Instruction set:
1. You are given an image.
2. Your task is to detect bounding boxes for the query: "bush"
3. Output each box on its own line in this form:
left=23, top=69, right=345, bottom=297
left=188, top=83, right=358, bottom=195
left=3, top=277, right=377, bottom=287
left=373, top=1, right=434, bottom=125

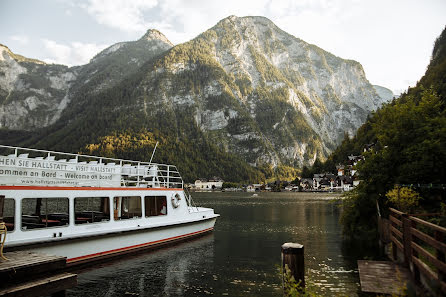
left=386, top=186, right=422, bottom=213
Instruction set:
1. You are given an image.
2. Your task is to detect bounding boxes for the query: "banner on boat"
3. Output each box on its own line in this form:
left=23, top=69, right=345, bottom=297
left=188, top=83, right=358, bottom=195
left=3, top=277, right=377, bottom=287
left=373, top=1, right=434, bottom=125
left=0, top=156, right=122, bottom=187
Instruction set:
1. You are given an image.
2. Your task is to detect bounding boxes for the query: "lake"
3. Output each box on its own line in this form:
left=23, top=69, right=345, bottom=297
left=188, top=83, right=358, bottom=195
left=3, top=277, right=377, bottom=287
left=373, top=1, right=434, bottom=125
left=68, top=192, right=362, bottom=296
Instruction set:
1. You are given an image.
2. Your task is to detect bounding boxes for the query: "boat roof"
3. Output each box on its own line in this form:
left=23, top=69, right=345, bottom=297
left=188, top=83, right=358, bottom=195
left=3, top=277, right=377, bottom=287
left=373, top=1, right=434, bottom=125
left=0, top=144, right=184, bottom=189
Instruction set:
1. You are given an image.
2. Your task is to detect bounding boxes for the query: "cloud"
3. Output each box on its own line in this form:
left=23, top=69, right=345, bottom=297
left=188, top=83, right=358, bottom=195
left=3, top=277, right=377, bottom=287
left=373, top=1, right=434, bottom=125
left=79, top=0, right=359, bottom=45
left=81, top=0, right=271, bottom=43
left=155, top=0, right=270, bottom=43
left=42, top=39, right=108, bottom=66
left=10, top=35, right=29, bottom=45
left=83, top=0, right=158, bottom=33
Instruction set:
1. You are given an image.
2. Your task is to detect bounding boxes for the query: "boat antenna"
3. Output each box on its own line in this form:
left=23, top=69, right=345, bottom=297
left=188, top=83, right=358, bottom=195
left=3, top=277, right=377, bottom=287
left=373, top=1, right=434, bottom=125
left=149, top=141, right=159, bottom=164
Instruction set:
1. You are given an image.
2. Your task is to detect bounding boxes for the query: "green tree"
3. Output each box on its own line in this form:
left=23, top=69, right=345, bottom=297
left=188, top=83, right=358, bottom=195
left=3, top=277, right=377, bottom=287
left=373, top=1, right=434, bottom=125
left=337, top=26, right=446, bottom=240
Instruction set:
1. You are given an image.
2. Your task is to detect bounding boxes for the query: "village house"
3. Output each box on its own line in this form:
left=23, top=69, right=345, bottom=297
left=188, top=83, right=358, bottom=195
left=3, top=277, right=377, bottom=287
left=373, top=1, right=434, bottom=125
left=363, top=143, right=375, bottom=152
left=312, top=173, right=325, bottom=189
left=348, top=154, right=363, bottom=165
left=312, top=173, right=336, bottom=190
left=334, top=175, right=353, bottom=191
left=336, top=164, right=345, bottom=176
left=194, top=177, right=224, bottom=190
left=284, top=185, right=294, bottom=191
left=300, top=178, right=313, bottom=190
left=246, top=184, right=262, bottom=192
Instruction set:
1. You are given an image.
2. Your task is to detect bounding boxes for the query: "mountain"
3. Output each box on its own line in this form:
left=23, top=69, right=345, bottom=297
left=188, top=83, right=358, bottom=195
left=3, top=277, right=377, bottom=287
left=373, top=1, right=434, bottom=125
left=373, top=85, right=393, bottom=102
left=0, top=16, right=392, bottom=181
left=0, top=44, right=74, bottom=129
left=0, top=29, right=173, bottom=130
left=71, top=29, right=173, bottom=97
left=119, top=15, right=389, bottom=167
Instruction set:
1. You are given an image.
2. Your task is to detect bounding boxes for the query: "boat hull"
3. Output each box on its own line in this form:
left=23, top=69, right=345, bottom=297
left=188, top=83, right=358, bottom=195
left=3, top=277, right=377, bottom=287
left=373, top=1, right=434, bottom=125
left=7, top=217, right=217, bottom=266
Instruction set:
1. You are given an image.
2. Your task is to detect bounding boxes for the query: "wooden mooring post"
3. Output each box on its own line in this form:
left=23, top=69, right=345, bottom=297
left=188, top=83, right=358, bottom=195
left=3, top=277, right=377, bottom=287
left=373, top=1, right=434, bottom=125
left=281, top=242, right=305, bottom=294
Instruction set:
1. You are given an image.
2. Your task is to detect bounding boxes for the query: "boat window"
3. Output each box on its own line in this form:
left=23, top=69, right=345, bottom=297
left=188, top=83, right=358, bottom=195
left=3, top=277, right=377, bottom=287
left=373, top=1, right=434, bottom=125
left=113, top=196, right=142, bottom=220
left=144, top=196, right=167, bottom=217
left=21, top=198, right=69, bottom=230
left=1, top=197, right=15, bottom=232
left=74, top=197, right=110, bottom=224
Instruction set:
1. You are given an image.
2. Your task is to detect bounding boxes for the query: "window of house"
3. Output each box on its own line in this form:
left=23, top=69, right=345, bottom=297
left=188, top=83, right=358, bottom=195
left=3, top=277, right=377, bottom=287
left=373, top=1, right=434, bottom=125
left=21, top=198, right=69, bottom=230
left=74, top=197, right=110, bottom=224
left=144, top=196, right=167, bottom=217
left=1, top=197, right=15, bottom=232
left=113, top=196, right=142, bottom=220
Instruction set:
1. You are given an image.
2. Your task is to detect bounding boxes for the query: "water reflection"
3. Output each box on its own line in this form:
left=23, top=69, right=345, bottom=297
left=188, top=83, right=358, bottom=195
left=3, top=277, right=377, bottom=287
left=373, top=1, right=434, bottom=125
left=69, top=234, right=214, bottom=297
left=68, top=192, right=362, bottom=297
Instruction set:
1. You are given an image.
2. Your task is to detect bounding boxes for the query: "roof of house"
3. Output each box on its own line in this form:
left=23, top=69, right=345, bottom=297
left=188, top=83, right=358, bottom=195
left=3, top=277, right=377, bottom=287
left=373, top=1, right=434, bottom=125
left=300, top=178, right=312, bottom=183
left=337, top=175, right=353, bottom=184
left=320, top=178, right=331, bottom=185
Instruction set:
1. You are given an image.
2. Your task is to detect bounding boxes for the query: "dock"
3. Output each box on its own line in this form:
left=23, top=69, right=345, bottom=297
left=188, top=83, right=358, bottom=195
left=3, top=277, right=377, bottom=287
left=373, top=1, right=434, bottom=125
left=358, top=260, right=412, bottom=295
left=359, top=207, right=446, bottom=296
left=0, top=251, right=77, bottom=297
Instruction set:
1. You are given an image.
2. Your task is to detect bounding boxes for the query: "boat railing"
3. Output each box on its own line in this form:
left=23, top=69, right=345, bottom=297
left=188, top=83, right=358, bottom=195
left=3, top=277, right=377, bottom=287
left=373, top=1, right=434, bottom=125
left=184, top=186, right=199, bottom=213
left=0, top=144, right=184, bottom=189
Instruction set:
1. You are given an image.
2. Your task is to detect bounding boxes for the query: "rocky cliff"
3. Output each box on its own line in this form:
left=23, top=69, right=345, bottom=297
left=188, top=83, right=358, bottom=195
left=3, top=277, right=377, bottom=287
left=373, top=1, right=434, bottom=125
left=0, top=29, right=173, bottom=130
left=373, top=85, right=394, bottom=102
left=0, top=44, right=75, bottom=129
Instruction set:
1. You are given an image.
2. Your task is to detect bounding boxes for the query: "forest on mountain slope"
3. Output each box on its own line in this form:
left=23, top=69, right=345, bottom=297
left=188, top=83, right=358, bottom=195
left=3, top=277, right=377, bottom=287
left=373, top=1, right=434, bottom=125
left=308, top=27, right=446, bottom=241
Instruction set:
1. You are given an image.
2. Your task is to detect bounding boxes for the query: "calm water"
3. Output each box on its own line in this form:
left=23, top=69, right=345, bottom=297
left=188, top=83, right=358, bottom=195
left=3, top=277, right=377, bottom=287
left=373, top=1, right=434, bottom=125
left=68, top=192, right=362, bottom=296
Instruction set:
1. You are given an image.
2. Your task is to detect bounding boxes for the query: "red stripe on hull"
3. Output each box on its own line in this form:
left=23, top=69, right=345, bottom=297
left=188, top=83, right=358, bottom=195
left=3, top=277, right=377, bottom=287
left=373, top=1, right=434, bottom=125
left=67, top=227, right=214, bottom=264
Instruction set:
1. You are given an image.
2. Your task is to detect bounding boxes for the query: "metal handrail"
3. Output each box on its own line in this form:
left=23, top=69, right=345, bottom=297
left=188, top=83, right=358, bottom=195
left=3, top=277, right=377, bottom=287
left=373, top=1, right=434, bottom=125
left=0, top=144, right=174, bottom=167
left=184, top=186, right=199, bottom=213
left=0, top=144, right=185, bottom=189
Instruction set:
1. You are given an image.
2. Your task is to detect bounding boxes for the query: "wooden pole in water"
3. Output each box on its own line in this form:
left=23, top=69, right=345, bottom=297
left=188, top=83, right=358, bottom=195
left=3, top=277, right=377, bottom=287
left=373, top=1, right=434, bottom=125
left=282, top=242, right=305, bottom=293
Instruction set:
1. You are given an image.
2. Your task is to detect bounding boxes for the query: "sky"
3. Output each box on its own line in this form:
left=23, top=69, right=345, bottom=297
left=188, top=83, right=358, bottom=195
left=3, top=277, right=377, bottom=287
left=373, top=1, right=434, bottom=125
left=0, top=0, right=445, bottom=95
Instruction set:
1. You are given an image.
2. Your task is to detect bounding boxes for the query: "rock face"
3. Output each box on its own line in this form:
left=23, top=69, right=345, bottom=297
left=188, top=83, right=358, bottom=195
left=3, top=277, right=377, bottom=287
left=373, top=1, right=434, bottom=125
left=0, top=29, right=173, bottom=130
left=0, top=16, right=391, bottom=168
left=373, top=85, right=394, bottom=102
left=75, top=29, right=173, bottom=96
left=0, top=44, right=75, bottom=129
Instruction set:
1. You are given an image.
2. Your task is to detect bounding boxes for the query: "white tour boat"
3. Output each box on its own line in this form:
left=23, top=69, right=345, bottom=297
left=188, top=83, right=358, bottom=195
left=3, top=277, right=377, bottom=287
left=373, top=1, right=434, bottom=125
left=0, top=144, right=219, bottom=266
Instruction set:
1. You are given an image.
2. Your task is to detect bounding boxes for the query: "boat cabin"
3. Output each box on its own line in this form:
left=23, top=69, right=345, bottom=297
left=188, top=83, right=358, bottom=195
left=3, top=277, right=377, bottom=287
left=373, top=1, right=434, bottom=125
left=0, top=145, right=216, bottom=256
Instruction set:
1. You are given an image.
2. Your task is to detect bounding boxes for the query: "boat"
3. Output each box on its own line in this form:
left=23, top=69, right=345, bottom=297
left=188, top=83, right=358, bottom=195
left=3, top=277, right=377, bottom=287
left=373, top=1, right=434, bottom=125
left=0, top=144, right=219, bottom=266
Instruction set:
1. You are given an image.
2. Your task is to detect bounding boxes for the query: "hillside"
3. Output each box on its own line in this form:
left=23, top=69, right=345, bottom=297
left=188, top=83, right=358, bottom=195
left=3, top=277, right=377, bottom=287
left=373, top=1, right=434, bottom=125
left=321, top=26, right=446, bottom=239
